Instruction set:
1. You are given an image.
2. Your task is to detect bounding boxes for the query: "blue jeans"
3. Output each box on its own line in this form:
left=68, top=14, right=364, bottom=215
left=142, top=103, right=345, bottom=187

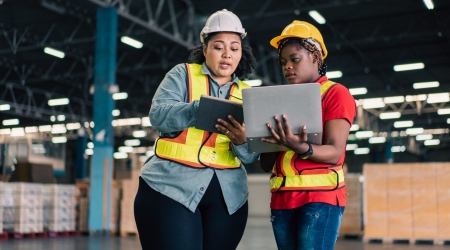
left=270, top=203, right=345, bottom=250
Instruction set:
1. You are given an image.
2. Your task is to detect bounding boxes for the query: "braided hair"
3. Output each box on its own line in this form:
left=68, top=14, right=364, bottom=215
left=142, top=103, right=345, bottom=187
left=276, top=38, right=327, bottom=76
left=188, top=33, right=256, bottom=79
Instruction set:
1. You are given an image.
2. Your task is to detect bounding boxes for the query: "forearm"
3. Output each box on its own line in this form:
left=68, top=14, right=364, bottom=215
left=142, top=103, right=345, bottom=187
left=232, top=143, right=260, bottom=164
left=307, top=144, right=343, bottom=164
left=149, top=101, right=199, bottom=132
left=260, top=152, right=278, bottom=172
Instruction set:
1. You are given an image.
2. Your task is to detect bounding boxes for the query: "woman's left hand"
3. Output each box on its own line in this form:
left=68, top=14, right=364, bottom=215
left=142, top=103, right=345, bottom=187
left=216, top=115, right=247, bottom=145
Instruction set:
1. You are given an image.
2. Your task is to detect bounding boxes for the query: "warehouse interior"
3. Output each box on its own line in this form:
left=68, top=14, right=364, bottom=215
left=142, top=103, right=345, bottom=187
left=0, top=0, right=450, bottom=249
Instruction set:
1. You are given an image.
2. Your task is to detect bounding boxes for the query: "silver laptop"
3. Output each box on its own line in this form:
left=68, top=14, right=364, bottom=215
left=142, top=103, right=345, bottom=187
left=242, top=83, right=323, bottom=153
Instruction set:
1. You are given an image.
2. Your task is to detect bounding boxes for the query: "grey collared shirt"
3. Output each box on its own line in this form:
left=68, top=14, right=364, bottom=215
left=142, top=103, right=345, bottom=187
left=140, top=62, right=260, bottom=214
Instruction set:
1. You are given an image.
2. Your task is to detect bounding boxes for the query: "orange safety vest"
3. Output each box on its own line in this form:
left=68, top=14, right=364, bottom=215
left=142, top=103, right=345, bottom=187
left=155, top=63, right=251, bottom=169
left=269, top=80, right=346, bottom=192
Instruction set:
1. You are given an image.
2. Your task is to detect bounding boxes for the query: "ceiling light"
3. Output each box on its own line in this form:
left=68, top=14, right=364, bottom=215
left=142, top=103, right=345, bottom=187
left=88, top=142, right=94, bottom=149
left=112, top=109, right=120, bottom=116
left=394, top=120, right=413, bottom=128
left=423, top=0, right=434, bottom=10
left=133, top=130, right=147, bottom=138
left=326, top=71, right=342, bottom=79
left=52, top=136, right=67, bottom=144
left=50, top=116, right=56, bottom=122
left=0, top=129, right=11, bottom=135
left=39, top=125, right=52, bottom=132
left=393, top=62, right=424, bottom=72
left=447, top=118, right=450, bottom=124
left=113, top=152, right=128, bottom=159
left=391, top=146, right=406, bottom=153
left=384, top=96, right=404, bottom=104
left=308, top=10, right=326, bottom=24
left=346, top=144, right=358, bottom=151
left=349, top=88, right=367, bottom=96
left=11, top=128, right=25, bottom=137
left=25, top=126, right=38, bottom=133
left=243, top=79, right=262, bottom=86
left=354, top=148, right=370, bottom=155
left=119, top=146, right=134, bottom=153
left=48, top=98, right=69, bottom=106
left=369, top=137, right=386, bottom=144
left=406, top=94, right=427, bottom=102
left=416, top=134, right=433, bottom=141
left=438, top=108, right=450, bottom=115
left=90, top=121, right=94, bottom=128
left=424, top=139, right=440, bottom=146
left=51, top=125, right=67, bottom=134
left=406, top=127, right=424, bottom=135
left=124, top=139, right=140, bottom=146
left=112, top=92, right=128, bottom=100
left=44, top=47, right=65, bottom=59
left=379, top=112, right=401, bottom=120
left=362, top=98, right=385, bottom=109
left=57, top=115, right=65, bottom=121
left=355, top=131, right=373, bottom=138
left=85, top=149, right=93, bottom=155
left=66, top=123, right=81, bottom=130
left=350, top=124, right=359, bottom=131
left=120, top=36, right=143, bottom=49
left=413, top=81, right=439, bottom=89
left=0, top=104, right=10, bottom=111
left=2, top=118, right=19, bottom=126
left=142, top=117, right=152, bottom=127
left=427, top=93, right=449, bottom=104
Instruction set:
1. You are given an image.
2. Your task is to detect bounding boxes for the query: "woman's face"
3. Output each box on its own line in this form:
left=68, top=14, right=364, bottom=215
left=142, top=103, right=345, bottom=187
left=203, top=32, right=242, bottom=83
left=279, top=43, right=320, bottom=84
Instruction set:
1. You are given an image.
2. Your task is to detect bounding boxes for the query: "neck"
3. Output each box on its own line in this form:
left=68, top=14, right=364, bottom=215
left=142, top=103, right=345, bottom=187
left=212, top=75, right=232, bottom=87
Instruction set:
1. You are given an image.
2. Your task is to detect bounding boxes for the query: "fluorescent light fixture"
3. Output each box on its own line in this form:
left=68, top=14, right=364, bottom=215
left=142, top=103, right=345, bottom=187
left=348, top=134, right=356, bottom=140
left=120, top=36, right=143, bottom=49
left=84, top=122, right=89, bottom=128
left=124, top=139, right=140, bottom=146
left=350, top=124, right=360, bottom=131
left=25, top=126, right=38, bottom=133
left=384, top=96, right=404, bottom=104
left=0, top=104, right=10, bottom=111
left=87, top=142, right=94, bottom=149
left=346, top=144, right=358, bottom=151
left=355, top=131, right=373, bottom=138
left=406, top=127, right=424, bottom=135
left=39, top=125, right=52, bottom=132
left=326, top=71, right=342, bottom=79
left=2, top=118, right=19, bottom=126
left=413, top=81, right=439, bottom=89
left=50, top=116, right=56, bottom=122
left=416, top=134, right=433, bottom=141
left=349, top=88, right=367, bottom=96
left=112, top=109, right=120, bottom=116
left=447, top=118, right=450, bottom=124
left=354, top=148, right=370, bottom=155
left=85, top=149, right=94, bottom=155
left=11, top=128, right=25, bottom=137
left=66, top=122, right=81, bottom=130
left=51, top=125, right=67, bottom=134
left=146, top=150, right=155, bottom=157
left=424, top=139, right=440, bottom=146
left=113, top=152, right=128, bottom=159
left=394, top=120, right=413, bottom=128
left=379, top=112, right=401, bottom=120
left=52, top=136, right=67, bottom=143
left=243, top=79, right=262, bottom=87
left=437, top=108, right=450, bottom=115
left=391, top=146, right=406, bottom=153
left=308, top=10, right=326, bottom=24
left=90, top=121, right=95, bottom=128
left=427, top=93, right=449, bottom=104
left=393, top=62, right=424, bottom=72
left=423, top=0, right=434, bottom=9
left=57, top=115, right=65, bottom=121
left=0, top=129, right=11, bottom=134
left=119, top=146, right=134, bottom=153
left=369, top=137, right=386, bottom=144
left=142, top=117, right=152, bottom=127
left=112, top=92, right=128, bottom=100
left=44, top=47, right=65, bottom=58
left=48, top=98, right=69, bottom=106
left=406, top=94, right=427, bottom=102
left=133, top=130, right=147, bottom=138
left=362, top=98, right=385, bottom=109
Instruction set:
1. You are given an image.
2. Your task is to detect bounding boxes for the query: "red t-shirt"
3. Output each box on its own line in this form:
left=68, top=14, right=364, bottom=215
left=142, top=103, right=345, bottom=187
left=270, top=76, right=357, bottom=209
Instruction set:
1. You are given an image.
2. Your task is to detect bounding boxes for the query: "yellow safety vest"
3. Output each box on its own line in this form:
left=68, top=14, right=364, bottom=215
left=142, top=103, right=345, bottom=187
left=269, top=80, right=346, bottom=192
left=155, top=63, right=251, bottom=169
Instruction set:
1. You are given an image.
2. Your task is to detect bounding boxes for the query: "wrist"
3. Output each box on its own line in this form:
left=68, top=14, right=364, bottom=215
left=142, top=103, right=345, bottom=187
left=298, top=141, right=313, bottom=159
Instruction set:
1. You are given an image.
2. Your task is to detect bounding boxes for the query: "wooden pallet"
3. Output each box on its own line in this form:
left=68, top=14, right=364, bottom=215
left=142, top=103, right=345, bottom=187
left=48, top=231, right=80, bottom=238
left=120, top=230, right=138, bottom=237
left=363, top=237, right=450, bottom=246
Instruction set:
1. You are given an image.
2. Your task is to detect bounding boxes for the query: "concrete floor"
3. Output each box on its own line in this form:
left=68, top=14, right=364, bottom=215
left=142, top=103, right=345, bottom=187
left=1, top=217, right=449, bottom=250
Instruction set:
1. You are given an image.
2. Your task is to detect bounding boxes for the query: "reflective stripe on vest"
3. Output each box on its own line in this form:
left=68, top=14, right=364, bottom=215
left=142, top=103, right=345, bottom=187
left=269, top=80, right=346, bottom=192
left=155, top=63, right=250, bottom=169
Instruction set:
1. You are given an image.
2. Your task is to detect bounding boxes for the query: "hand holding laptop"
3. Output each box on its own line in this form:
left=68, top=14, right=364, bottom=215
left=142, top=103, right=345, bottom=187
left=215, top=115, right=247, bottom=145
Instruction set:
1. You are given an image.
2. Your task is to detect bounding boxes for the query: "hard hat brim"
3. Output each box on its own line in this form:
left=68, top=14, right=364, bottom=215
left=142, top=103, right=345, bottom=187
left=270, top=35, right=328, bottom=59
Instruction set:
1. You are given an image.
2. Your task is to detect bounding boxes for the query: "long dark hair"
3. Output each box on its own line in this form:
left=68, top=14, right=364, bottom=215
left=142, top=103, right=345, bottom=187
left=188, top=33, right=256, bottom=79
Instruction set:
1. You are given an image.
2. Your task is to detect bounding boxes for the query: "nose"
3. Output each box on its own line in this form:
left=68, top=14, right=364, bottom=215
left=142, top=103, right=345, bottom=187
left=285, top=61, right=293, bottom=70
left=222, top=48, right=231, bottom=58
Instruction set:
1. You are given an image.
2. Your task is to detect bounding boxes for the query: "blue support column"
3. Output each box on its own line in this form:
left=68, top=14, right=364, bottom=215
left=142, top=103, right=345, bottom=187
left=75, top=128, right=88, bottom=179
left=385, top=140, right=393, bottom=163
left=88, top=7, right=117, bottom=233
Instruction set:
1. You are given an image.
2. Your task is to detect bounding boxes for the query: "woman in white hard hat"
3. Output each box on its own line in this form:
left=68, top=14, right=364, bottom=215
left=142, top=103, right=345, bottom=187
left=260, top=21, right=356, bottom=250
left=134, top=9, right=259, bottom=250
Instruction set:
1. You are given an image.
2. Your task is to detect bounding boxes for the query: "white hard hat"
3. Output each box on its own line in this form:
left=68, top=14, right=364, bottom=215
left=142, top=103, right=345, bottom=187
left=200, top=9, right=247, bottom=43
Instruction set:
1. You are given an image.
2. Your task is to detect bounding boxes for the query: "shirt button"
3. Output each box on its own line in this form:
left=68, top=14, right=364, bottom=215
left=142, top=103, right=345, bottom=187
left=200, top=187, right=204, bottom=191
left=219, top=90, right=222, bottom=94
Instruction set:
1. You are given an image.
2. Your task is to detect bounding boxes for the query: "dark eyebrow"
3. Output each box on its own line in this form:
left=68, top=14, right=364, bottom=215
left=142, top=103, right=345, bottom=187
left=213, top=40, right=241, bottom=45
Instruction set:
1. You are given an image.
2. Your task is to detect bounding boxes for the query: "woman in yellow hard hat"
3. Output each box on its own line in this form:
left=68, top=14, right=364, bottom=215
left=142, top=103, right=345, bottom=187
left=134, top=9, right=259, bottom=250
left=260, top=21, right=357, bottom=250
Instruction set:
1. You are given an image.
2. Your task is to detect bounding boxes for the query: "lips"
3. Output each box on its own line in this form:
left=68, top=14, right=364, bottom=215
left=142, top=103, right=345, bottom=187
left=285, top=73, right=296, bottom=79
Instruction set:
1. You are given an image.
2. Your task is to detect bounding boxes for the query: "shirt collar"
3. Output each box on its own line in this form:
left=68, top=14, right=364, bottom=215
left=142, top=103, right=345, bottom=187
left=201, top=62, right=240, bottom=87
left=317, top=75, right=329, bottom=85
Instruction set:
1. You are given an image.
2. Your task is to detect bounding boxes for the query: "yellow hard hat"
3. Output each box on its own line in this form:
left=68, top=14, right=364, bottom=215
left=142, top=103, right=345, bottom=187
left=270, top=20, right=328, bottom=59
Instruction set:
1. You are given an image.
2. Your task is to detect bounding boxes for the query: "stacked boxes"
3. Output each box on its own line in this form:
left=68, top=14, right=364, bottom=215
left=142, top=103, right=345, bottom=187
left=42, top=184, right=78, bottom=232
left=1, top=183, right=15, bottom=232
left=119, top=169, right=139, bottom=236
left=339, top=173, right=363, bottom=236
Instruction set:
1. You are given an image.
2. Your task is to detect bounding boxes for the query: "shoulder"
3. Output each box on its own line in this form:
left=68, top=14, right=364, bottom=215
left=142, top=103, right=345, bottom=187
left=325, top=83, right=354, bottom=104
left=167, top=63, right=188, bottom=77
